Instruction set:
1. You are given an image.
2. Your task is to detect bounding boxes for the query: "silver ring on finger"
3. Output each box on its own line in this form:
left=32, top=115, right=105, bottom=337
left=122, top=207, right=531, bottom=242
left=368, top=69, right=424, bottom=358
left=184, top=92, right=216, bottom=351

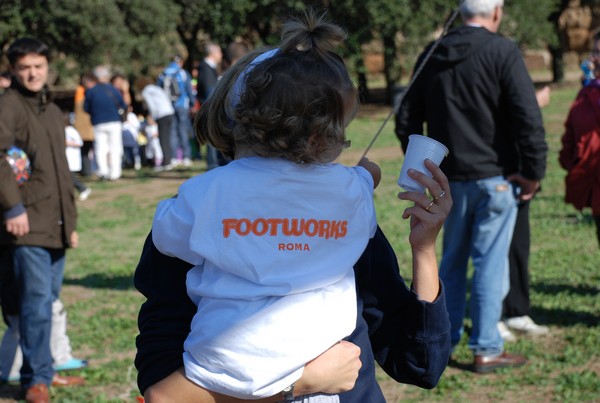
left=433, top=190, right=446, bottom=202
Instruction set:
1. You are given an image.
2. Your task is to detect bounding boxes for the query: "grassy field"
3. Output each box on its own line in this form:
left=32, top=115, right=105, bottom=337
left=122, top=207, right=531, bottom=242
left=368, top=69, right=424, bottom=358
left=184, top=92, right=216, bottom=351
left=0, top=82, right=598, bottom=402
left=372, top=84, right=600, bottom=402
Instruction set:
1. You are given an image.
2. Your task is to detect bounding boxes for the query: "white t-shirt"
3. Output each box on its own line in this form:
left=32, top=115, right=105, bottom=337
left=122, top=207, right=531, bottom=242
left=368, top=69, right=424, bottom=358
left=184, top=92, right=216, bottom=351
left=123, top=112, right=141, bottom=136
left=65, top=125, right=82, bottom=172
left=152, top=157, right=377, bottom=399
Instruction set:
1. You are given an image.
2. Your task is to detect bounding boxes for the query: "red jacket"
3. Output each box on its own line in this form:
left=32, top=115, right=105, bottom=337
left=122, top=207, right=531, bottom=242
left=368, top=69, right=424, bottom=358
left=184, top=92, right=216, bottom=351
left=559, top=84, right=600, bottom=215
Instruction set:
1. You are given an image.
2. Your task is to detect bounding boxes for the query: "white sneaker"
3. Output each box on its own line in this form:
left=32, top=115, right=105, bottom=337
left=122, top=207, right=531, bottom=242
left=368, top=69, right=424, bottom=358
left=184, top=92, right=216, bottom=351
left=183, top=158, right=192, bottom=167
left=155, top=164, right=174, bottom=172
left=497, top=321, right=517, bottom=342
left=78, top=188, right=92, bottom=201
left=505, top=316, right=549, bottom=336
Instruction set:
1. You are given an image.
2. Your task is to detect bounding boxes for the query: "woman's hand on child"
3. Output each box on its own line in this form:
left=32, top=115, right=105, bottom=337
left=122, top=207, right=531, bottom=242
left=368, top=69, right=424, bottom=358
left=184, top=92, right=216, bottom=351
left=296, top=340, right=361, bottom=395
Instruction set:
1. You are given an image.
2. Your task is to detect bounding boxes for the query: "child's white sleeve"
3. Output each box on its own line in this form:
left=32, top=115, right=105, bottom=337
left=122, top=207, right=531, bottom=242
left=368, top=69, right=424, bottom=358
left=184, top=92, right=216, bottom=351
left=353, top=166, right=378, bottom=238
left=152, top=193, right=203, bottom=265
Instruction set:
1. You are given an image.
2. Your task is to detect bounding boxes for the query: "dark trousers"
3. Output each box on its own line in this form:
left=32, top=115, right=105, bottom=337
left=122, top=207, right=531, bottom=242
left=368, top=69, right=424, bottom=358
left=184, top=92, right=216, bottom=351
left=157, top=114, right=174, bottom=166
left=0, top=246, right=18, bottom=323
left=80, top=141, right=94, bottom=176
left=71, top=172, right=87, bottom=193
left=503, top=200, right=530, bottom=318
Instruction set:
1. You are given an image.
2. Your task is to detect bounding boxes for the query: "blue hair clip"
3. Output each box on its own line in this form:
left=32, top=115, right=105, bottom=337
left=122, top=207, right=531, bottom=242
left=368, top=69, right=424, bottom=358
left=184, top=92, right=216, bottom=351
left=229, top=48, right=280, bottom=112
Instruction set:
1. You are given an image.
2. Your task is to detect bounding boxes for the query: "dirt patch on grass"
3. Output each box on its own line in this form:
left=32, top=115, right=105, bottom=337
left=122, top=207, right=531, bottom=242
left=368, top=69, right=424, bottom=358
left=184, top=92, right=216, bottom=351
left=76, top=144, right=403, bottom=212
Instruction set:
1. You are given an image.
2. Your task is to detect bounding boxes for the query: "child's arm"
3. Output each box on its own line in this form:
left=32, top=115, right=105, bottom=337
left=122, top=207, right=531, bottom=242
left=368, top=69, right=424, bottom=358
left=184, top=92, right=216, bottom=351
left=358, top=157, right=381, bottom=188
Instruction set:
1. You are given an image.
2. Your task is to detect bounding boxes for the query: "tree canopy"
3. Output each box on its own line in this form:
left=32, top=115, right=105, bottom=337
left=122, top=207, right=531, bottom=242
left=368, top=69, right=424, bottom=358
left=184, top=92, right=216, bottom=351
left=0, top=0, right=568, bottom=92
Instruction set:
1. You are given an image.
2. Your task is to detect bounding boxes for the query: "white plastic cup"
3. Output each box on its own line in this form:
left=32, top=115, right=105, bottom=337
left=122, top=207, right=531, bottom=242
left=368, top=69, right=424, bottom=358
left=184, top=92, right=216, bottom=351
left=398, top=134, right=449, bottom=192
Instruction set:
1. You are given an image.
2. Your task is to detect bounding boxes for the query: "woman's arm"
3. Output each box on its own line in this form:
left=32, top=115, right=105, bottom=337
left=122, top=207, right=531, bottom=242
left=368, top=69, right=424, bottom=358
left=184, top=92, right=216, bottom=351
left=399, top=159, right=451, bottom=302
left=144, top=341, right=361, bottom=403
left=356, top=159, right=452, bottom=389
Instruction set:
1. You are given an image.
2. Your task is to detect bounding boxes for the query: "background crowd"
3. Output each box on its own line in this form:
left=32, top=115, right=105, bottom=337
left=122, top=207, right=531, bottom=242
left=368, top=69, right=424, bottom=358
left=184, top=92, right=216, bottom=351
left=69, top=41, right=244, bottom=184
left=0, top=34, right=250, bottom=403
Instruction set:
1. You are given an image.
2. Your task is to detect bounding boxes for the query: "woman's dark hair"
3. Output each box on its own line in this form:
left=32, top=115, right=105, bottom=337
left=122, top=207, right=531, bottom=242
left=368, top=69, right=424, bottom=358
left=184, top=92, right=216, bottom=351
left=7, top=37, right=50, bottom=66
left=195, top=9, right=357, bottom=164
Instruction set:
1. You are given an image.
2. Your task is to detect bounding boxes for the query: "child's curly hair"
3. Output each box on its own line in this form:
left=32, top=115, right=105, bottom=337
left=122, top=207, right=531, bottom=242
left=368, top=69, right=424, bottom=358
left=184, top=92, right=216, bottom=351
left=195, top=10, right=357, bottom=164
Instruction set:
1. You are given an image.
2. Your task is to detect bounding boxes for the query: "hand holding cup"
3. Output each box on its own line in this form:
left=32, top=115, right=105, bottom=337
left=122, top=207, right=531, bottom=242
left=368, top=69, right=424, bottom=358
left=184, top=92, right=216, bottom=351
left=398, top=134, right=448, bottom=193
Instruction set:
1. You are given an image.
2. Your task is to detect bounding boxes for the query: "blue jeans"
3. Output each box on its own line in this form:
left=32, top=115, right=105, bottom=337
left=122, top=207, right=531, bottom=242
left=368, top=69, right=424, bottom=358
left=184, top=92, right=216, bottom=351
left=170, top=106, right=192, bottom=160
left=12, top=246, right=65, bottom=387
left=439, top=176, right=518, bottom=356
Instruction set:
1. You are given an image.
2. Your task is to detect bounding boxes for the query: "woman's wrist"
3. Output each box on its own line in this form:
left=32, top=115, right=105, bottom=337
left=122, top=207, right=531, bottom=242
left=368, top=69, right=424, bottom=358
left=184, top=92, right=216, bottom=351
left=292, top=378, right=312, bottom=396
left=411, top=245, right=440, bottom=302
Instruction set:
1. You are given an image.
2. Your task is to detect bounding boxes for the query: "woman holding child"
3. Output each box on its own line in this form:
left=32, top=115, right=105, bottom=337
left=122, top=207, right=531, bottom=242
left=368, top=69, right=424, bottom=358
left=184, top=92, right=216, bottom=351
left=135, top=10, right=452, bottom=402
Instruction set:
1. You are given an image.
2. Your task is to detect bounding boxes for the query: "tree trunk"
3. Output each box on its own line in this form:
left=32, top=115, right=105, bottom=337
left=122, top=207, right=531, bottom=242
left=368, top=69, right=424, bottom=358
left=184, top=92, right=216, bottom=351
left=355, top=57, right=369, bottom=103
left=549, top=46, right=565, bottom=83
left=383, top=35, right=398, bottom=105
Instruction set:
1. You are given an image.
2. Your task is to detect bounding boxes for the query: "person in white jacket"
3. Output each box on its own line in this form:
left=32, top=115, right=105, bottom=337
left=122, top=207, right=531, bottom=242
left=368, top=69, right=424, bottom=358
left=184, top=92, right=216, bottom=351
left=136, top=77, right=175, bottom=171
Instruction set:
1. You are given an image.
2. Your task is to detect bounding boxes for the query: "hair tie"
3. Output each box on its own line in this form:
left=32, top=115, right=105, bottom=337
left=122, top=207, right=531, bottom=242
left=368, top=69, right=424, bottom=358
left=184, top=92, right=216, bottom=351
left=228, top=48, right=279, bottom=117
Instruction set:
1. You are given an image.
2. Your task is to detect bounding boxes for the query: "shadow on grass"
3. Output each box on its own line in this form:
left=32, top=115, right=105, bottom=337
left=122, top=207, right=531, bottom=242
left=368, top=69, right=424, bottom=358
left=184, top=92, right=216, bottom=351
left=533, top=282, right=599, bottom=297
left=63, top=273, right=134, bottom=290
left=529, top=306, right=599, bottom=328
left=446, top=357, right=475, bottom=372
left=528, top=282, right=600, bottom=327
left=119, top=166, right=203, bottom=182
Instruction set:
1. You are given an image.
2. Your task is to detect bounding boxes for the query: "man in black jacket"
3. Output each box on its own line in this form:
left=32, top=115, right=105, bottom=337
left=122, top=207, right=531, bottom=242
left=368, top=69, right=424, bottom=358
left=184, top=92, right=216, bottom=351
left=396, top=0, right=547, bottom=373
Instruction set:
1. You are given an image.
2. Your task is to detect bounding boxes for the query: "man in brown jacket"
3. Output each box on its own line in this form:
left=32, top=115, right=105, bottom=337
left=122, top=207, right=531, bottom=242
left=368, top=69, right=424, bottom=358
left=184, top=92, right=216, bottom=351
left=0, top=37, right=84, bottom=403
